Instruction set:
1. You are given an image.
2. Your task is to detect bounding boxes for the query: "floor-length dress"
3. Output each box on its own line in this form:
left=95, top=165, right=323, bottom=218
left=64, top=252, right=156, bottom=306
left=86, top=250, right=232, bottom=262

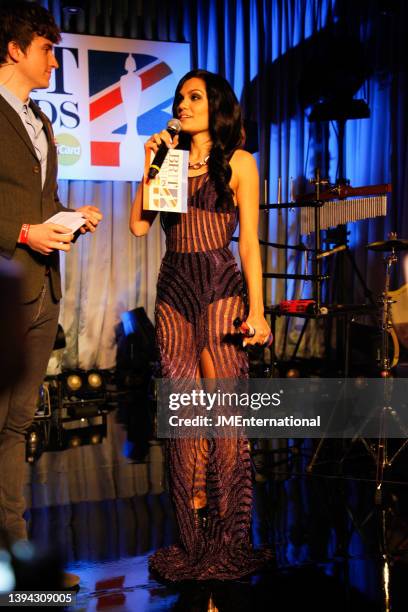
left=149, top=172, right=270, bottom=581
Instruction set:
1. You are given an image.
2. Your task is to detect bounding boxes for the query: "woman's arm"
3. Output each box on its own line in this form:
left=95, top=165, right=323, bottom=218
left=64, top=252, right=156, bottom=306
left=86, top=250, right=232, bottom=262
left=231, top=150, right=272, bottom=346
left=129, top=130, right=179, bottom=237
left=129, top=180, right=157, bottom=237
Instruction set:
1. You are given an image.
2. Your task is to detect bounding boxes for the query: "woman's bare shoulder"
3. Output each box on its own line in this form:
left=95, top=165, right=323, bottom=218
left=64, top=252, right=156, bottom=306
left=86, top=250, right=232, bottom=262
left=230, top=148, right=256, bottom=163
left=229, top=149, right=258, bottom=171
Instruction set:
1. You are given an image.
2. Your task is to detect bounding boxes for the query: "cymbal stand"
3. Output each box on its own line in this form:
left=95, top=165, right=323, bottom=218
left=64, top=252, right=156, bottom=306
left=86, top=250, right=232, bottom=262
left=373, top=245, right=407, bottom=504
left=307, top=246, right=406, bottom=476
left=380, top=247, right=397, bottom=374
left=344, top=245, right=408, bottom=503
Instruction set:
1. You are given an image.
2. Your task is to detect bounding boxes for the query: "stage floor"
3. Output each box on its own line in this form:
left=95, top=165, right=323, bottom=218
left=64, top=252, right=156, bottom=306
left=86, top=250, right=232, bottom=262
left=24, top=429, right=408, bottom=611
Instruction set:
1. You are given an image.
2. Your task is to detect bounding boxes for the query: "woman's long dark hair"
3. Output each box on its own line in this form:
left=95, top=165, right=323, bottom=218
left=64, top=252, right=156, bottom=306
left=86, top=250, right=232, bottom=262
left=172, top=69, right=244, bottom=210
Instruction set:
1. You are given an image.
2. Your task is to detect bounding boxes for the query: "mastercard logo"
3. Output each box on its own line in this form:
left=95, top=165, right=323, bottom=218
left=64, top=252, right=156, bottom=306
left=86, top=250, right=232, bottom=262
left=55, top=134, right=81, bottom=165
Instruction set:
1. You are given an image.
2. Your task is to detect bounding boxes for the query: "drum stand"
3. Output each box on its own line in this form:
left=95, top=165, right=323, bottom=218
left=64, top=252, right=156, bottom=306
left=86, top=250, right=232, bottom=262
left=307, top=242, right=408, bottom=489
left=353, top=244, right=408, bottom=504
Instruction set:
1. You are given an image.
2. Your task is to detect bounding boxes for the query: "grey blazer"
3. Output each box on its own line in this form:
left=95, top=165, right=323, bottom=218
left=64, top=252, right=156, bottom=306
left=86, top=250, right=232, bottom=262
left=0, top=95, right=70, bottom=303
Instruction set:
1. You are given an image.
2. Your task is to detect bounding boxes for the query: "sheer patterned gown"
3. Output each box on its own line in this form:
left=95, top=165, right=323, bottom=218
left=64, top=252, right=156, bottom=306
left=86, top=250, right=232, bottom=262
left=149, top=173, right=270, bottom=581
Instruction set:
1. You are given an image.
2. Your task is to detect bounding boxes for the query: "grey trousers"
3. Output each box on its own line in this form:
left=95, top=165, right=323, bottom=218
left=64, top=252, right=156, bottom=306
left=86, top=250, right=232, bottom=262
left=0, top=274, right=59, bottom=544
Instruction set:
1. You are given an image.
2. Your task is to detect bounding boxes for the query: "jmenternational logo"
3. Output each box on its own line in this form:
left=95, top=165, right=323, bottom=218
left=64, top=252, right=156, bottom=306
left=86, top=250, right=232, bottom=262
left=56, top=134, right=81, bottom=165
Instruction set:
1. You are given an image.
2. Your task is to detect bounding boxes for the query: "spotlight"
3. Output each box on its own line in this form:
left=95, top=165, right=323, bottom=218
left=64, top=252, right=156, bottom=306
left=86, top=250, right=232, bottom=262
left=48, top=417, right=107, bottom=451
left=88, top=372, right=102, bottom=389
left=286, top=368, right=300, bottom=378
left=90, top=433, right=101, bottom=445
left=61, top=369, right=106, bottom=400
left=380, top=370, right=394, bottom=378
left=68, top=436, right=81, bottom=448
left=66, top=374, right=82, bottom=392
left=29, top=370, right=113, bottom=459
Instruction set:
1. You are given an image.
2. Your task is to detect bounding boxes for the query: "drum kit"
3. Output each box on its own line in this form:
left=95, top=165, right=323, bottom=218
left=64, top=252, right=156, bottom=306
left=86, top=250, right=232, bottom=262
left=366, top=234, right=408, bottom=376
left=260, top=175, right=408, bottom=496
left=282, top=231, right=408, bottom=496
left=364, top=235, right=408, bottom=502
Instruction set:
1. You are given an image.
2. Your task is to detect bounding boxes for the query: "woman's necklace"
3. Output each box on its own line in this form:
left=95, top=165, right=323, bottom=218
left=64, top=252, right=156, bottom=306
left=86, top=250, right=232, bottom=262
left=188, top=155, right=210, bottom=170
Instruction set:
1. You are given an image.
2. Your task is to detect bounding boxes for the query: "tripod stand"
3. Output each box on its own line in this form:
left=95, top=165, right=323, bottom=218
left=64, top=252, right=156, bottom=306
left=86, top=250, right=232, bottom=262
left=358, top=238, right=408, bottom=504
left=306, top=238, right=408, bottom=480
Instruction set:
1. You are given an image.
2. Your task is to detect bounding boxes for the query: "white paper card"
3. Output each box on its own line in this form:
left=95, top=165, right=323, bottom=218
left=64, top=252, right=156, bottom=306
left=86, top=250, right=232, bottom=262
left=45, top=212, right=86, bottom=233
left=143, top=149, right=188, bottom=213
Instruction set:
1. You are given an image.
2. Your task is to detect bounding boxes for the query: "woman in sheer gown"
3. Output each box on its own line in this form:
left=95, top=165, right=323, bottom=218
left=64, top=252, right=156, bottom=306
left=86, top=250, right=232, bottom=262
left=130, top=69, right=272, bottom=581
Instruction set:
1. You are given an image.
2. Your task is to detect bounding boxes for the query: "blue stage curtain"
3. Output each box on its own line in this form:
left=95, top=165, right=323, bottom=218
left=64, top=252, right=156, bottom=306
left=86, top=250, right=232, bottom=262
left=41, top=0, right=408, bottom=365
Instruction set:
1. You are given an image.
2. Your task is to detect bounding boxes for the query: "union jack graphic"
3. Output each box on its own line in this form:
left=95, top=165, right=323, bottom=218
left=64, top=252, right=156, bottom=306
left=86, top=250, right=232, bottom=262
left=88, top=50, right=176, bottom=167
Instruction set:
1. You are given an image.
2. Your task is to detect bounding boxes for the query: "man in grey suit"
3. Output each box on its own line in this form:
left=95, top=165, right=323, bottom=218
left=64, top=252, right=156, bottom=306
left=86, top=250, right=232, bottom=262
left=0, top=1, right=102, bottom=554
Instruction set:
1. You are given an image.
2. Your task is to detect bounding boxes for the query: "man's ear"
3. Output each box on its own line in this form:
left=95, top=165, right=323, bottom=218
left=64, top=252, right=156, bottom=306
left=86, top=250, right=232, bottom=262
left=7, top=41, right=24, bottom=63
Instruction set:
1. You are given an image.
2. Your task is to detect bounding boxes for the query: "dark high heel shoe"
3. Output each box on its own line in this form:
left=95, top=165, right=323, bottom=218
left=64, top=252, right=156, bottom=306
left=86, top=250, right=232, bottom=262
left=193, top=506, right=209, bottom=531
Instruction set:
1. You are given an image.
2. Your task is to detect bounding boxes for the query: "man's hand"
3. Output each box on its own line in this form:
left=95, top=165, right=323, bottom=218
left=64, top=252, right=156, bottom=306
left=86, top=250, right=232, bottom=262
left=26, top=223, right=74, bottom=255
left=76, top=205, right=103, bottom=233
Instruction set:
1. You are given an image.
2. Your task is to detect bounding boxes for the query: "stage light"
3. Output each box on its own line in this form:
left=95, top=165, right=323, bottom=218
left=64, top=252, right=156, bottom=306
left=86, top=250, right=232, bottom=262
left=28, top=371, right=114, bottom=460
left=56, top=418, right=107, bottom=451
left=88, top=372, right=102, bottom=389
left=90, top=433, right=101, bottom=445
left=380, top=369, right=394, bottom=378
left=66, top=374, right=82, bottom=392
left=286, top=368, right=300, bottom=378
left=69, top=436, right=81, bottom=448
left=61, top=369, right=107, bottom=401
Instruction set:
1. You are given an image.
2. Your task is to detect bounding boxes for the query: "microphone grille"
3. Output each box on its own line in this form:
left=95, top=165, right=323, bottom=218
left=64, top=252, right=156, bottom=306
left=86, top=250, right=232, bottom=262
left=167, top=118, right=182, bottom=134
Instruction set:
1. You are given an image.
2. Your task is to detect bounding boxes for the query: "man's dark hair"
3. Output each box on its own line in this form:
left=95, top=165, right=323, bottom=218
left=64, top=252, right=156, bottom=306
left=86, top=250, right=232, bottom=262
left=0, top=1, right=61, bottom=65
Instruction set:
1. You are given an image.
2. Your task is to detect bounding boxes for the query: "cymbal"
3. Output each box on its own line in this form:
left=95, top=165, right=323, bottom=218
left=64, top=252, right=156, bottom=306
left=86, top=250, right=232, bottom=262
left=367, top=239, right=408, bottom=252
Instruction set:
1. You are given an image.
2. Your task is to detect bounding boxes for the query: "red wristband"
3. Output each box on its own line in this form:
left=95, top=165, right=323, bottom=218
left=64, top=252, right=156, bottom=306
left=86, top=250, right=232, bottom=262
left=19, top=224, right=30, bottom=244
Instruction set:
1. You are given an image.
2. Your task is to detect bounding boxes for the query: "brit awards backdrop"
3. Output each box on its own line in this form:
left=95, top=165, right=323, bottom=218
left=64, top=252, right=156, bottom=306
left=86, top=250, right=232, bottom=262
left=32, top=34, right=190, bottom=181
